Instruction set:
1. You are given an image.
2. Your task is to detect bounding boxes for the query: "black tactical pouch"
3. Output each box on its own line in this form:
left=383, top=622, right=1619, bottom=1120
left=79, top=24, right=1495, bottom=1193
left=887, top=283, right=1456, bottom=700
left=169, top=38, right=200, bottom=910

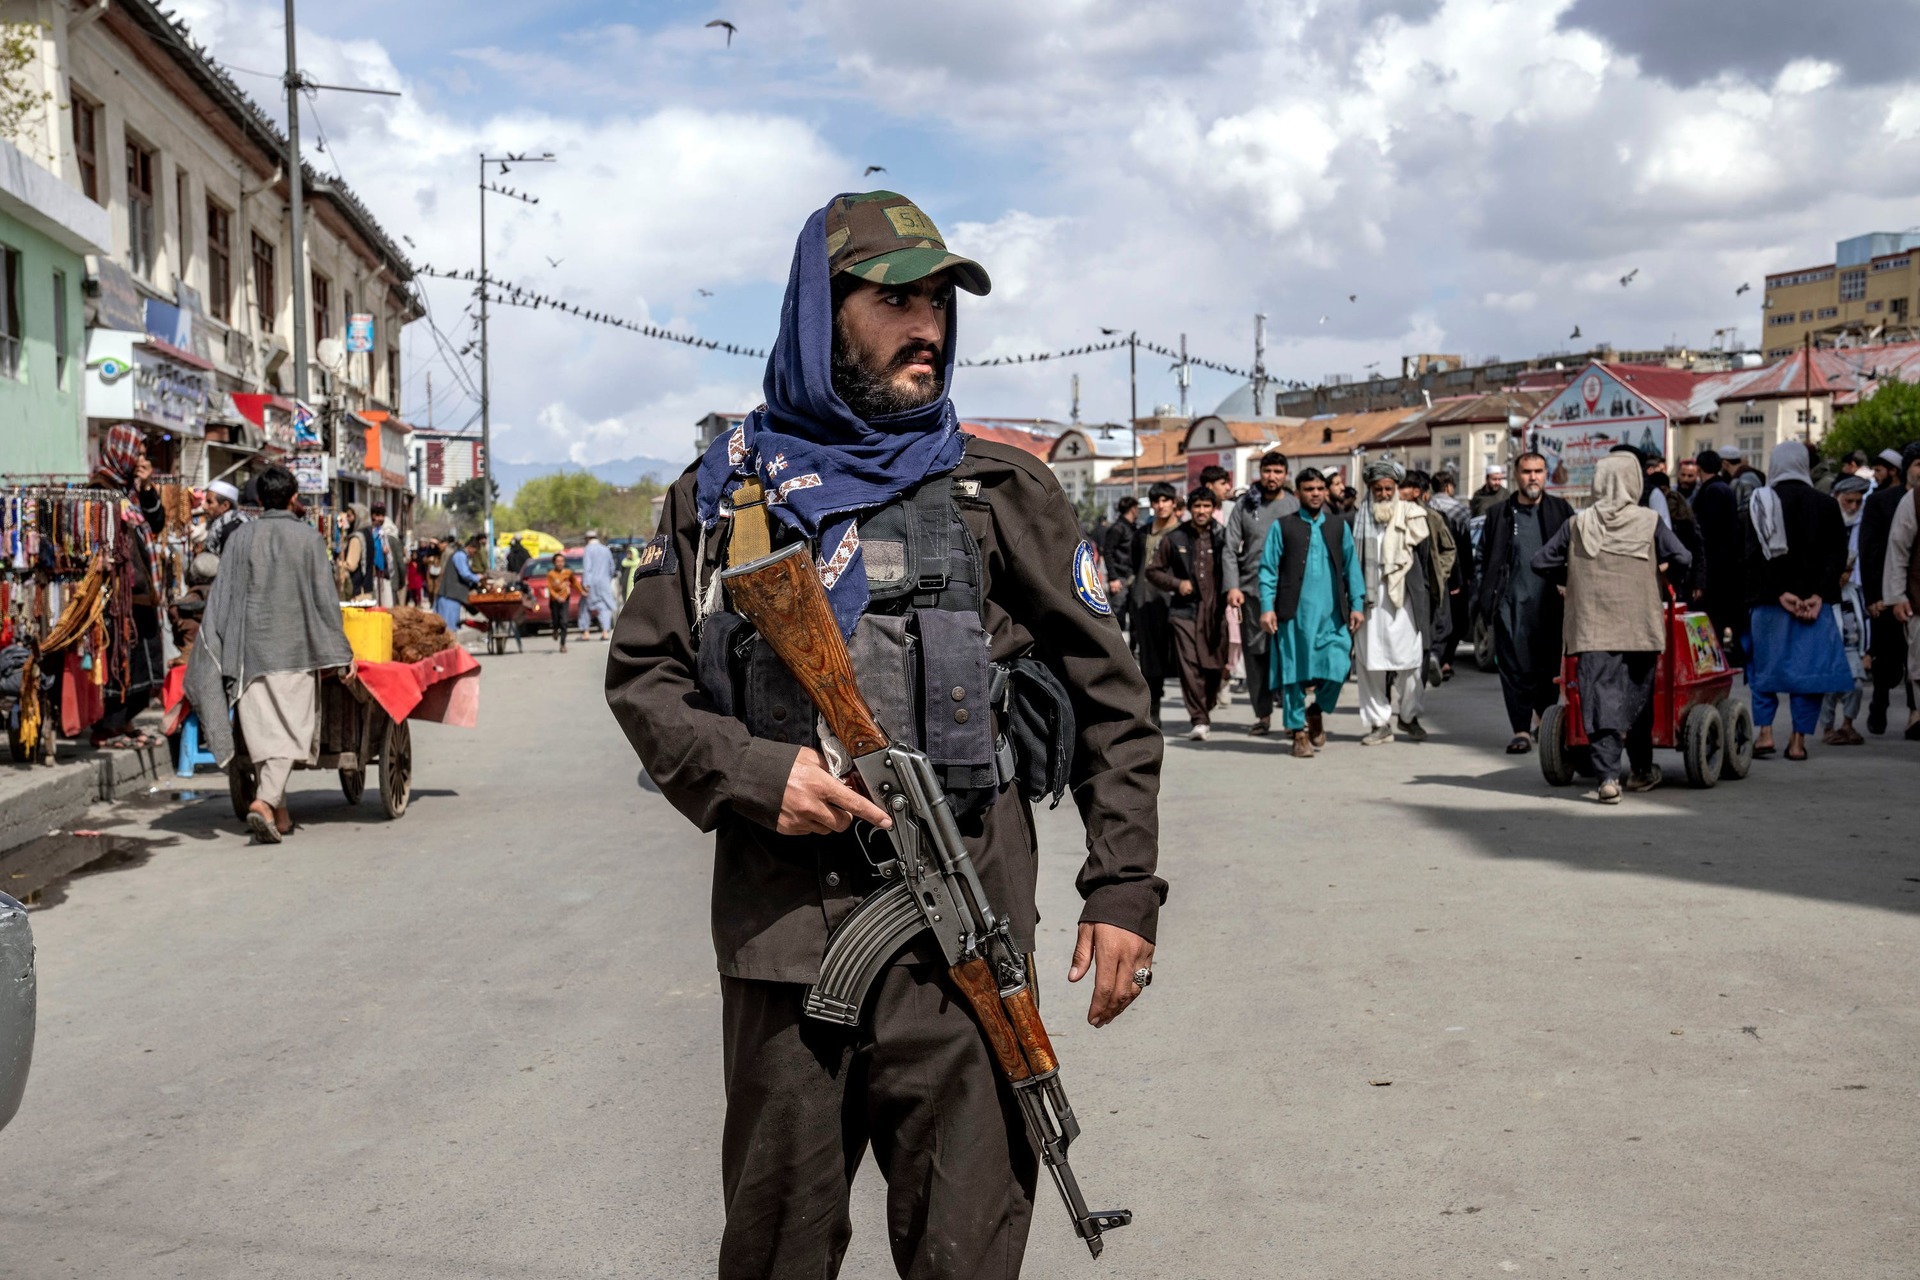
left=1006, top=656, right=1075, bottom=808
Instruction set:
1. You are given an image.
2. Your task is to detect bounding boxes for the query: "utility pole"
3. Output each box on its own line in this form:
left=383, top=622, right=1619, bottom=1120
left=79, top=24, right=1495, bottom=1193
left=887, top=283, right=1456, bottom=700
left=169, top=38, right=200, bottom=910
left=476, top=152, right=555, bottom=567
left=1252, top=312, right=1268, bottom=416
left=1803, top=329, right=1812, bottom=445
left=282, top=0, right=308, bottom=406
left=1129, top=331, right=1140, bottom=498
left=1177, top=332, right=1190, bottom=419
left=1070, top=372, right=1080, bottom=424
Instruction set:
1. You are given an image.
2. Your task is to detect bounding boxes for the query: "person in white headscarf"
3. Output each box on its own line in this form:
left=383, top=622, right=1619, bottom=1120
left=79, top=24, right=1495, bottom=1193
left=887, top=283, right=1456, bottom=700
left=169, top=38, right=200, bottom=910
left=1744, top=441, right=1851, bottom=761
left=201, top=479, right=247, bottom=555
left=1353, top=459, right=1441, bottom=744
left=1817, top=474, right=1872, bottom=744
left=1530, top=452, right=1692, bottom=803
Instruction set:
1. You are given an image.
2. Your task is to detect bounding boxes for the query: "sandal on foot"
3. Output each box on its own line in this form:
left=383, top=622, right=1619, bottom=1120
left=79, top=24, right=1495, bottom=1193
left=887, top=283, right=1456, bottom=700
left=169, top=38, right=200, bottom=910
left=246, top=810, right=283, bottom=844
left=1505, top=734, right=1533, bottom=754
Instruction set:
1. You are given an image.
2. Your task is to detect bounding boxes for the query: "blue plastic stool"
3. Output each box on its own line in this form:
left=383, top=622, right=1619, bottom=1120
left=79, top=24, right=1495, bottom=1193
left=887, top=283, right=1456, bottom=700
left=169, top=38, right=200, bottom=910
left=175, top=712, right=219, bottom=777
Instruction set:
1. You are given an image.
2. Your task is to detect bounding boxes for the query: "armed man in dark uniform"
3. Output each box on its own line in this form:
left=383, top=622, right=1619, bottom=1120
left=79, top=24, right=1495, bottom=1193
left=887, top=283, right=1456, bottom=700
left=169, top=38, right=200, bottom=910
left=606, top=192, right=1165, bottom=1279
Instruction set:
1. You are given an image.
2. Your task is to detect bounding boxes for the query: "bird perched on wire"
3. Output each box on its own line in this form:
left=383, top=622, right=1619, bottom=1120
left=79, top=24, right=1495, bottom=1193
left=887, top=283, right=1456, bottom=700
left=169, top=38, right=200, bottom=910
left=1619, top=268, right=1639, bottom=287
left=863, top=165, right=886, bottom=176
left=706, top=19, right=737, bottom=46
left=1735, top=282, right=1751, bottom=295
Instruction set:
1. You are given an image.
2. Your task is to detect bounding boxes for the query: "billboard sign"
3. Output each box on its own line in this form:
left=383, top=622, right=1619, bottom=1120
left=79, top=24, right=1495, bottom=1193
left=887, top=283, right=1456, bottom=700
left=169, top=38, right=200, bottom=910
left=1525, top=365, right=1669, bottom=495
left=345, top=314, right=375, bottom=354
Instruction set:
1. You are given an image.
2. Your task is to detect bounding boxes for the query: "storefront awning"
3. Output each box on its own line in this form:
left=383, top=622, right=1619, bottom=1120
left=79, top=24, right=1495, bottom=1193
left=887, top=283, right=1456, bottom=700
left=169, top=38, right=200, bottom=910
left=138, top=336, right=218, bottom=372
left=230, top=393, right=296, bottom=427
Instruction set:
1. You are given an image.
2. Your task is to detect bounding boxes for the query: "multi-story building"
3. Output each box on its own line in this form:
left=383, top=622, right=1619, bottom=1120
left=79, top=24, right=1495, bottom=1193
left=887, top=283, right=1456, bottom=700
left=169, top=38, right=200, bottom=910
left=9, top=0, right=418, bottom=510
left=1762, top=231, right=1920, bottom=359
left=0, top=134, right=110, bottom=475
left=409, top=428, right=482, bottom=509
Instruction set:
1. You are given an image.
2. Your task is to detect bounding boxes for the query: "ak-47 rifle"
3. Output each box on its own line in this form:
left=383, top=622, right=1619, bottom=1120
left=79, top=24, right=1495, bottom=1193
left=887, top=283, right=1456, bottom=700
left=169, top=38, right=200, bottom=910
left=720, top=540, right=1132, bottom=1258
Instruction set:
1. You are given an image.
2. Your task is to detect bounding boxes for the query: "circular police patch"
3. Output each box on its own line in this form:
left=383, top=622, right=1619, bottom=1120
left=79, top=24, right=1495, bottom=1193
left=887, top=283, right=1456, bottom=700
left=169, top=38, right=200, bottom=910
left=1071, top=540, right=1112, bottom=617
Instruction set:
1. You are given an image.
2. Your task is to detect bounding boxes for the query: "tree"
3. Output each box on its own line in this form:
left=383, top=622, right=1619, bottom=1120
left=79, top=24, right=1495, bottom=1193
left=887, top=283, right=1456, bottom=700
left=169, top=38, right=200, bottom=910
left=512, top=472, right=608, bottom=532
left=1824, top=375, right=1920, bottom=460
left=0, top=24, right=50, bottom=148
left=445, top=476, right=498, bottom=530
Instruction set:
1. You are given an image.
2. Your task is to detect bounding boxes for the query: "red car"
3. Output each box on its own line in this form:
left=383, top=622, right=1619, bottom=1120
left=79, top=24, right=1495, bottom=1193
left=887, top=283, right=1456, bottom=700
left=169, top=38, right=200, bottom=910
left=518, top=553, right=582, bottom=631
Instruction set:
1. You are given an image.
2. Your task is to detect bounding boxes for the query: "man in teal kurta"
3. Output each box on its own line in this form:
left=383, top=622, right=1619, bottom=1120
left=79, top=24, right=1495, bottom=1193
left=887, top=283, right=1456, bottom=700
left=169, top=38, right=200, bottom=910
left=1258, top=468, right=1366, bottom=757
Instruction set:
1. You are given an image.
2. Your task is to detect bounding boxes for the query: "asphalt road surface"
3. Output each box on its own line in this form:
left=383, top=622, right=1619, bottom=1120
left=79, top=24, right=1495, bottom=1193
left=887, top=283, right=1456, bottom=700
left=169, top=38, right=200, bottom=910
left=2, top=639, right=1915, bottom=1278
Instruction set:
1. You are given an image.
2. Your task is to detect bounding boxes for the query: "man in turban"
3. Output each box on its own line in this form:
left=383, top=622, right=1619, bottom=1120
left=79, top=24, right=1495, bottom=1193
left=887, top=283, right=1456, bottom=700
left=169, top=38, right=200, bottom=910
left=1353, top=459, right=1443, bottom=744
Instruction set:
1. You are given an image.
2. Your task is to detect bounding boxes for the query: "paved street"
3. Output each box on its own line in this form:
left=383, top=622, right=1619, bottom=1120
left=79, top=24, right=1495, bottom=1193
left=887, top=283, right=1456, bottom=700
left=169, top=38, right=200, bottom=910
left=1, top=641, right=1915, bottom=1279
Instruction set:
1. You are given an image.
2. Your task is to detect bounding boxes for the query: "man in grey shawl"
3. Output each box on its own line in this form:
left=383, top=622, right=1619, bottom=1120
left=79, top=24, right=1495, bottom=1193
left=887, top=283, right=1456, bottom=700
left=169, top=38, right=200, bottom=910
left=185, top=465, right=355, bottom=843
left=1530, top=453, right=1691, bottom=804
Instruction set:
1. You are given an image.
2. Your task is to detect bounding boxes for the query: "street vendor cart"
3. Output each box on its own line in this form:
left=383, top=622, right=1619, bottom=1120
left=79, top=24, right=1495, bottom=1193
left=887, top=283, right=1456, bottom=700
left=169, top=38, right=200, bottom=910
left=466, top=589, right=527, bottom=656
left=1540, top=600, right=1755, bottom=790
left=226, top=648, right=480, bottom=821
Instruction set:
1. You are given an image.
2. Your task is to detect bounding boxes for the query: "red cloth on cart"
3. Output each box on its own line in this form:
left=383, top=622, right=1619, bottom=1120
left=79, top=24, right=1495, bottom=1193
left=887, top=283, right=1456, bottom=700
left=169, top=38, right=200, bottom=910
left=354, top=648, right=481, bottom=728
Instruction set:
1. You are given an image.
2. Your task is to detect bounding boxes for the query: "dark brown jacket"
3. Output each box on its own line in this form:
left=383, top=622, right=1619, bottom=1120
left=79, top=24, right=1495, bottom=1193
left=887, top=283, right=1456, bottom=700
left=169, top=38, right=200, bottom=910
left=605, top=439, right=1166, bottom=984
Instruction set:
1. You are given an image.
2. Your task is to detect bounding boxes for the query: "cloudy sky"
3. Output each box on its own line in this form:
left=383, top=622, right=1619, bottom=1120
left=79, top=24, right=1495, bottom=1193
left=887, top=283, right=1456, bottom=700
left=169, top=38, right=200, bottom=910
left=172, top=0, right=1920, bottom=469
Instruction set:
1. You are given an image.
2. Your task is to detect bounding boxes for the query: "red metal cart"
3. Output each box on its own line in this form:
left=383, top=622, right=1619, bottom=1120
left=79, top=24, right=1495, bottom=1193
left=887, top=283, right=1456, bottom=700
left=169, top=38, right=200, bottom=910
left=1540, top=602, right=1755, bottom=789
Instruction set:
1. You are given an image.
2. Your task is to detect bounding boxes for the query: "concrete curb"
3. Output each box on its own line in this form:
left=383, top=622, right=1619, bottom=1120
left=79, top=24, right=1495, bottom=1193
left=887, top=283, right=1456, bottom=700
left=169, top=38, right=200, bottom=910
left=0, top=739, right=182, bottom=858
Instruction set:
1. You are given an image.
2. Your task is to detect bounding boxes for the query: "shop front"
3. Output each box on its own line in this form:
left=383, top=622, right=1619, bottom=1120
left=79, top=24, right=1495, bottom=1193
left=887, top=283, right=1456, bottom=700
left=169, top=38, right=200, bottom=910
left=83, top=328, right=214, bottom=483
left=1522, top=364, right=1672, bottom=499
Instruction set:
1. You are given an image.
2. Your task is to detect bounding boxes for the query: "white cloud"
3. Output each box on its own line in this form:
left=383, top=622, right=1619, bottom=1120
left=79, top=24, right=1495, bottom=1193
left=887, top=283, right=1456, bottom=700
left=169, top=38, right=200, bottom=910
left=168, top=0, right=1920, bottom=458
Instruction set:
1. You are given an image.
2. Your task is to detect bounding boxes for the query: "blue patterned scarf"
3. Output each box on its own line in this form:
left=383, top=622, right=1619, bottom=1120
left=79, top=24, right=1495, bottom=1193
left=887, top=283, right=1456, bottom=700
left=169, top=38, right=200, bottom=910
left=695, top=197, right=964, bottom=635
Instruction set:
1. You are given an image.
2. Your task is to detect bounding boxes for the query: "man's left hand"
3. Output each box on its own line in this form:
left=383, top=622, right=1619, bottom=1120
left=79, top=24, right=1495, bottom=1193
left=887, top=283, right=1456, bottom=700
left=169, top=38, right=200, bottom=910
left=1069, top=922, right=1154, bottom=1028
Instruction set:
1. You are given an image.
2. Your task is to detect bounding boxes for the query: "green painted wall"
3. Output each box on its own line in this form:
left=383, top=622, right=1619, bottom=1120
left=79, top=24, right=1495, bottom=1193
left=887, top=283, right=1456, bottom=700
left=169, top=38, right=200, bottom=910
left=0, top=210, right=87, bottom=478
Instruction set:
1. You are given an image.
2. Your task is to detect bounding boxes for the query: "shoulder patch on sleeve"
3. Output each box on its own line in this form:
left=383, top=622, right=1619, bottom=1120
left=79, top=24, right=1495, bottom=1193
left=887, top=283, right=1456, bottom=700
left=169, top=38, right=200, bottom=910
left=1071, top=540, right=1112, bottom=617
left=632, top=531, right=678, bottom=580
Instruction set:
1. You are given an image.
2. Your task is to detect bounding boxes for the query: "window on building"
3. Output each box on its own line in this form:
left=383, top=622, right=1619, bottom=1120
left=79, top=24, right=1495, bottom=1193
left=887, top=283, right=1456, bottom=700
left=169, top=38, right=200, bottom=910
left=1799, top=310, right=1814, bottom=321
left=1738, top=433, right=1763, bottom=457
left=251, top=231, right=275, bottom=332
left=175, top=168, right=190, bottom=283
left=312, top=271, right=333, bottom=349
left=0, top=244, right=21, bottom=380
left=1818, top=306, right=1838, bottom=319
left=1737, top=412, right=1764, bottom=427
left=1840, top=269, right=1866, bottom=302
left=126, top=138, right=158, bottom=279
left=1868, top=300, right=1885, bottom=313
left=1796, top=408, right=1817, bottom=424
left=71, top=92, right=100, bottom=202
left=1893, top=298, right=1910, bottom=319
left=52, top=269, right=68, bottom=388
left=206, top=200, right=232, bottom=323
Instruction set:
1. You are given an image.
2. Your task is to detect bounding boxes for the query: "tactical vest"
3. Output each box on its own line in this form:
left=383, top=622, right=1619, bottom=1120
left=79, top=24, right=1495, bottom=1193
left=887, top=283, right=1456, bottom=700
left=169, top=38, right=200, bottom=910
left=696, top=471, right=1072, bottom=818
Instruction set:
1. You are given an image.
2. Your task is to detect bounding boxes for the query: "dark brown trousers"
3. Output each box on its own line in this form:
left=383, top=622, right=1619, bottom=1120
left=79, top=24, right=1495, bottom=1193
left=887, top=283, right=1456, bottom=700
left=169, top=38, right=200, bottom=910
left=1169, top=616, right=1224, bottom=725
left=719, top=962, right=1037, bottom=1279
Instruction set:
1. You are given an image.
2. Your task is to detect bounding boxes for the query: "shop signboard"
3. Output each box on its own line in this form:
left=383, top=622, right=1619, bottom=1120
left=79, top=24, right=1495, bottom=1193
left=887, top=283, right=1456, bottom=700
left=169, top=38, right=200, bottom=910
left=91, top=260, right=146, bottom=333
left=132, top=347, right=213, bottom=438
left=289, top=453, right=330, bottom=495
left=345, top=314, right=375, bottom=354
left=335, top=414, right=370, bottom=479
left=293, top=400, right=319, bottom=446
left=1524, top=365, right=1669, bottom=496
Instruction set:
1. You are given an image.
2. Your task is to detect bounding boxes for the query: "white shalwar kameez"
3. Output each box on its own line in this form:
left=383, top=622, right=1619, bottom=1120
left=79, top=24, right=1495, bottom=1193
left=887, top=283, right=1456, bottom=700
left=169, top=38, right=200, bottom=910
left=1357, top=516, right=1425, bottom=730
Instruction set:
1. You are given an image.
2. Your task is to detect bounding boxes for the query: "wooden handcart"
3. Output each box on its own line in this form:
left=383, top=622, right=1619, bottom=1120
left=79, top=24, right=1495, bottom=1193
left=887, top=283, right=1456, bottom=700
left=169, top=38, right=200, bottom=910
left=467, top=590, right=526, bottom=656
left=226, top=648, right=481, bottom=821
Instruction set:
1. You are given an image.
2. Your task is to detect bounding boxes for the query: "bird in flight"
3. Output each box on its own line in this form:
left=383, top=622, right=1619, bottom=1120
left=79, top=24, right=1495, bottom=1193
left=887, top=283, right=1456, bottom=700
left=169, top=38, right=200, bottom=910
left=1100, top=327, right=1120, bottom=335
left=863, top=165, right=886, bottom=176
left=706, top=19, right=737, bottom=46
left=1348, top=294, right=1357, bottom=303
left=401, top=234, right=415, bottom=248
left=1735, top=282, right=1751, bottom=296
left=1318, top=315, right=1329, bottom=326
left=1569, top=324, right=1581, bottom=340
left=546, top=256, right=563, bottom=268
left=1619, top=268, right=1639, bottom=287
left=697, top=288, right=714, bottom=297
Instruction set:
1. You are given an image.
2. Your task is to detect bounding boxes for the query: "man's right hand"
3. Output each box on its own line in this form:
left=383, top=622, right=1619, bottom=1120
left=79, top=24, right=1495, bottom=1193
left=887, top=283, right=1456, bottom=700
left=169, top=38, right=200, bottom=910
left=776, top=748, right=892, bottom=836
left=1896, top=601, right=1915, bottom=623
left=1227, top=588, right=1246, bottom=609
left=1177, top=580, right=1194, bottom=596
left=1260, top=610, right=1278, bottom=634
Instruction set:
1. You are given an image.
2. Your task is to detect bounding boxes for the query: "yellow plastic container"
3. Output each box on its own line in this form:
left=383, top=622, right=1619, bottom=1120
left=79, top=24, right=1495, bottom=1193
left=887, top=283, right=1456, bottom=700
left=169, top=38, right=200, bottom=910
left=341, top=607, right=393, bottom=664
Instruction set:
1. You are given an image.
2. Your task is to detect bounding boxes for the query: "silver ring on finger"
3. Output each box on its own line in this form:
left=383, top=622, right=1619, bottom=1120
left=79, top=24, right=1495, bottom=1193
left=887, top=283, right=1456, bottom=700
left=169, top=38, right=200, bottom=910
left=1132, top=966, right=1153, bottom=989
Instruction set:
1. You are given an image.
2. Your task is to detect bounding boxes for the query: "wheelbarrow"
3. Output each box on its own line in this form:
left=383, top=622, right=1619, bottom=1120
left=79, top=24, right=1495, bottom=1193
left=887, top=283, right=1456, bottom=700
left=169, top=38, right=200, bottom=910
left=1540, top=601, right=1755, bottom=789
left=467, top=590, right=526, bottom=656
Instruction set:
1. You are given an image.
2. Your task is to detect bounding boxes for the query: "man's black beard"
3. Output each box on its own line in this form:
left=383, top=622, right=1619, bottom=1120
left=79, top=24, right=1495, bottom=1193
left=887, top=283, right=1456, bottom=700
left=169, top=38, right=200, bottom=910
left=832, top=324, right=943, bottom=421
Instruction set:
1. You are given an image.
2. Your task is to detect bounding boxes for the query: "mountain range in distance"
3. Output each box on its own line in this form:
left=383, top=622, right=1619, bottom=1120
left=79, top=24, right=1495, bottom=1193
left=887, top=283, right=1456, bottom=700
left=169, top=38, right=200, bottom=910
left=490, top=454, right=687, bottom=503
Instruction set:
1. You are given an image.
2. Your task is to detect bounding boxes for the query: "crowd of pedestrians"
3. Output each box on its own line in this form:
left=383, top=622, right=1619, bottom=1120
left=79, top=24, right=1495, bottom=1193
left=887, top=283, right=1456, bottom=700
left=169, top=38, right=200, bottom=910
left=1090, top=436, right=1920, bottom=799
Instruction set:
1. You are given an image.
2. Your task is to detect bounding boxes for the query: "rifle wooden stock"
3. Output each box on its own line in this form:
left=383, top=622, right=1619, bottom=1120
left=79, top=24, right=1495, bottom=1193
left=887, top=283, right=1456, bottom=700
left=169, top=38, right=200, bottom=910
left=720, top=543, right=889, bottom=758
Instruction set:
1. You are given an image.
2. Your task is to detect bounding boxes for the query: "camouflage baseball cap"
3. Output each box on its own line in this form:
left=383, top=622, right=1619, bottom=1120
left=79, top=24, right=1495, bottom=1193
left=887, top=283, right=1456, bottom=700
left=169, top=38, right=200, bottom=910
left=824, top=191, right=991, bottom=296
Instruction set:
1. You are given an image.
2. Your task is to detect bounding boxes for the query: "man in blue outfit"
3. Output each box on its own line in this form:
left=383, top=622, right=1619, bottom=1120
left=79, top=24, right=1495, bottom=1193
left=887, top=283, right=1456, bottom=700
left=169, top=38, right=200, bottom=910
left=1258, top=468, right=1365, bottom=757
